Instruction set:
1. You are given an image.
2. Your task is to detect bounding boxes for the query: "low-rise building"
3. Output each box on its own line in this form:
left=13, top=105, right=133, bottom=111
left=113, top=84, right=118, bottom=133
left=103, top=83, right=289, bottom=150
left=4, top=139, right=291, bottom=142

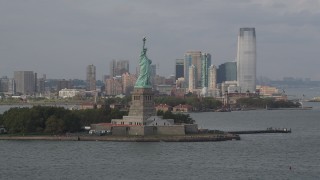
left=58, top=88, right=83, bottom=98
left=155, top=104, right=172, bottom=112
left=173, top=104, right=193, bottom=112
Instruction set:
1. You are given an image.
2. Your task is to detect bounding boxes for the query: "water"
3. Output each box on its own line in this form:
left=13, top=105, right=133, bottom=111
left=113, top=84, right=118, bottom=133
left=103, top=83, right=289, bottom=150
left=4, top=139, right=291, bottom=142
left=1, top=109, right=320, bottom=179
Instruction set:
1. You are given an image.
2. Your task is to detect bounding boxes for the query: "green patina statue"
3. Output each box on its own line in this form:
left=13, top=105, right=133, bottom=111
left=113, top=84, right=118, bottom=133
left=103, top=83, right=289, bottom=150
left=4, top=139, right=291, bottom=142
left=135, top=37, right=152, bottom=88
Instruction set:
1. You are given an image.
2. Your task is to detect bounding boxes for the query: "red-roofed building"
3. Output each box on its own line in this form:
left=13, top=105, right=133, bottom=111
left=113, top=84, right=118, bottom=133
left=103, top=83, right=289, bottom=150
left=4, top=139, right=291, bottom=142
left=155, top=104, right=173, bottom=112
left=173, top=104, right=193, bottom=112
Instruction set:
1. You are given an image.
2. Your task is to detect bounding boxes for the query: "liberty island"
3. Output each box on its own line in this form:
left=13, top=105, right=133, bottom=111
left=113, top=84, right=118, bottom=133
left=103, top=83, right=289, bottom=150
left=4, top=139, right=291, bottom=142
left=0, top=38, right=240, bottom=142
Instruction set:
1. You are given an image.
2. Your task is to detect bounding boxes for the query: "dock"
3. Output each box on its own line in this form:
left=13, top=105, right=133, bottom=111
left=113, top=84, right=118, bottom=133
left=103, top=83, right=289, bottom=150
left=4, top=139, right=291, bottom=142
left=228, top=128, right=291, bottom=134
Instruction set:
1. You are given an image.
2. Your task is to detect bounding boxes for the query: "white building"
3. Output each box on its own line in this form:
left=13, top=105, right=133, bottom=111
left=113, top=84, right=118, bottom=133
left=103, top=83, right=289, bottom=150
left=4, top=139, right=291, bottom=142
left=188, top=65, right=196, bottom=92
left=208, top=65, right=217, bottom=96
left=59, top=89, right=83, bottom=98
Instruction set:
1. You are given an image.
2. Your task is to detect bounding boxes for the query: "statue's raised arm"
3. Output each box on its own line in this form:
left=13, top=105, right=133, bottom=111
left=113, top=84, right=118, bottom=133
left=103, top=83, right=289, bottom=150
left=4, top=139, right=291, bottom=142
left=135, top=37, right=152, bottom=88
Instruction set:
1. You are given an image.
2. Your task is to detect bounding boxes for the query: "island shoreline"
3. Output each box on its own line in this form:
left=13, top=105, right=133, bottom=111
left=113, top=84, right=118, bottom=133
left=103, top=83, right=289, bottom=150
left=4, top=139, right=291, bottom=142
left=0, top=134, right=240, bottom=142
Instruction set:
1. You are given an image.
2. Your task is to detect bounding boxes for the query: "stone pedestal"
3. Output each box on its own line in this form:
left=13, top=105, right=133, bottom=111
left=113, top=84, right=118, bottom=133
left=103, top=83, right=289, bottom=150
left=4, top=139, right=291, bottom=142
left=128, top=87, right=156, bottom=122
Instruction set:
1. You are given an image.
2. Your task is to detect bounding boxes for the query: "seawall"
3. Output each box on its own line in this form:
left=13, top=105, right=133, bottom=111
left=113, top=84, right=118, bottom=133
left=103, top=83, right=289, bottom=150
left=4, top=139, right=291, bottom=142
left=0, top=134, right=240, bottom=142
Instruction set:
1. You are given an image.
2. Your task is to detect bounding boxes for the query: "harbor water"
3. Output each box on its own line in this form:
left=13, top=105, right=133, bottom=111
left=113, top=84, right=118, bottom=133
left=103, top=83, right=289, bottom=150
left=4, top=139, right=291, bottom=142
left=0, top=105, right=320, bottom=179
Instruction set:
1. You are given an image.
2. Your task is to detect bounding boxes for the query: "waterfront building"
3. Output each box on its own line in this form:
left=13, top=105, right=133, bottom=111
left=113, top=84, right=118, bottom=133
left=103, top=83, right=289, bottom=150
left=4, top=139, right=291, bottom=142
left=173, top=104, right=193, bottom=112
left=257, top=85, right=279, bottom=96
left=188, top=65, right=196, bottom=92
left=14, top=71, right=35, bottom=95
left=86, top=64, right=96, bottom=91
left=217, top=62, right=237, bottom=83
left=175, top=59, right=184, bottom=80
left=110, top=60, right=130, bottom=77
left=236, top=28, right=257, bottom=93
left=155, top=104, right=173, bottom=112
left=256, top=85, right=287, bottom=101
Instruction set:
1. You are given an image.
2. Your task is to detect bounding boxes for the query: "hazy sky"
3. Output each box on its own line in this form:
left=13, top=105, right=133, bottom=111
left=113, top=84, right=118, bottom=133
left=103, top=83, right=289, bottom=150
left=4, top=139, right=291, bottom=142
left=1, top=0, right=320, bottom=80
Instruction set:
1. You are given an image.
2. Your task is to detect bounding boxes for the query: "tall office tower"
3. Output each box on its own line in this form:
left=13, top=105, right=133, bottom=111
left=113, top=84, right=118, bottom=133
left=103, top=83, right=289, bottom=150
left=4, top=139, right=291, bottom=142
left=188, top=65, right=196, bottom=92
left=175, top=59, right=184, bottom=80
left=237, top=28, right=256, bottom=92
left=110, top=60, right=130, bottom=77
left=86, top=64, right=96, bottom=91
left=14, top=71, right=35, bottom=95
left=208, top=65, right=217, bottom=91
left=184, top=51, right=201, bottom=88
left=184, top=51, right=211, bottom=88
left=201, top=53, right=211, bottom=88
left=217, top=62, right=237, bottom=83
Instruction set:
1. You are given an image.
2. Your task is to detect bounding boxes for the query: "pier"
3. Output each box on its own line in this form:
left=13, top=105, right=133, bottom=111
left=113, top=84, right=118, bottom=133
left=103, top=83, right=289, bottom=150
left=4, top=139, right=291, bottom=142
left=228, top=128, right=291, bottom=134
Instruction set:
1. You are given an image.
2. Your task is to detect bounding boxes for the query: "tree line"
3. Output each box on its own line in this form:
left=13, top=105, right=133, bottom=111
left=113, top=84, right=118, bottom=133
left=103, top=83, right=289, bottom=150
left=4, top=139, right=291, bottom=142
left=154, top=96, right=222, bottom=111
left=236, top=97, right=300, bottom=109
left=0, top=105, right=127, bottom=134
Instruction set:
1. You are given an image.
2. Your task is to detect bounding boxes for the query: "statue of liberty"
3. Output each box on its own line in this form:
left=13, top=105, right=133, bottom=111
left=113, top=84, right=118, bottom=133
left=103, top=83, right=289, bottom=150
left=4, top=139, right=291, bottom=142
left=135, top=37, right=152, bottom=88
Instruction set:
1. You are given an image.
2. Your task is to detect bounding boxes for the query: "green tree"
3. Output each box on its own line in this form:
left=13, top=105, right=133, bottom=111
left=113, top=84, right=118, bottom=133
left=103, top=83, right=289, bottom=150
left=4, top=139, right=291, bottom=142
left=62, top=112, right=81, bottom=132
left=157, top=110, right=194, bottom=124
left=45, top=115, right=65, bottom=134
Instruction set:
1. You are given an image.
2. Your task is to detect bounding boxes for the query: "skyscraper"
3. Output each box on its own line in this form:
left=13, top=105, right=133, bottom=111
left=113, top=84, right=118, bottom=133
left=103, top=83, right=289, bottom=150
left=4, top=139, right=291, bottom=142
left=184, top=51, right=201, bottom=88
left=201, top=53, right=211, bottom=88
left=188, top=65, right=196, bottom=92
left=86, top=64, right=96, bottom=91
left=184, top=51, right=211, bottom=88
left=110, top=60, right=130, bottom=77
left=14, top=71, right=35, bottom=95
left=175, top=59, right=184, bottom=80
left=217, top=62, right=237, bottom=83
left=208, top=65, right=217, bottom=92
left=236, top=28, right=256, bottom=92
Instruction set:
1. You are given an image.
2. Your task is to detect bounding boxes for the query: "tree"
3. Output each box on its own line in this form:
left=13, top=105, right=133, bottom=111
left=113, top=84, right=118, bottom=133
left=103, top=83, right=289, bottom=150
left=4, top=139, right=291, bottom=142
left=62, top=112, right=81, bottom=132
left=157, top=110, right=194, bottom=124
left=45, top=115, right=65, bottom=134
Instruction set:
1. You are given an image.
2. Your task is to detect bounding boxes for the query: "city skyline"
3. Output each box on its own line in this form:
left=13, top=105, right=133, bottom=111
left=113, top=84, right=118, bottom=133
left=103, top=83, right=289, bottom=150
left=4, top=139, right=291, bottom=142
left=1, top=1, right=320, bottom=80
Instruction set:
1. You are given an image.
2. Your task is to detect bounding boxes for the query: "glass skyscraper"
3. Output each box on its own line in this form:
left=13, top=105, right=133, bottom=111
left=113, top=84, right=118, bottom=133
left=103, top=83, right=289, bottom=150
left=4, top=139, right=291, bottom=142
left=175, top=59, right=184, bottom=80
left=217, top=62, right=237, bottom=84
left=184, top=51, right=211, bottom=88
left=236, top=28, right=256, bottom=93
left=201, top=53, right=211, bottom=88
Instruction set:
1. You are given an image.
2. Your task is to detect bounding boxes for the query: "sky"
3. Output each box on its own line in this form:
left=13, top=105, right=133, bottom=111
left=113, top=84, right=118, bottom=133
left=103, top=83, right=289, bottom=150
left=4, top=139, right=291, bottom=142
left=0, top=0, right=320, bottom=80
